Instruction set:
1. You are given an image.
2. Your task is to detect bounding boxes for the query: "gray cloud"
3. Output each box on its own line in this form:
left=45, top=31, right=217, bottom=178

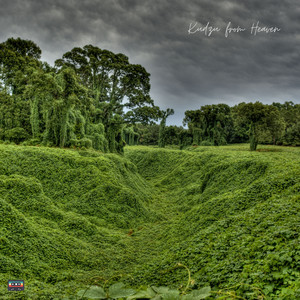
left=1, top=0, right=299, bottom=125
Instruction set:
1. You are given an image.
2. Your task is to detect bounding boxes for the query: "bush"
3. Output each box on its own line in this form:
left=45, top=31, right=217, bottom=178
left=200, top=140, right=214, bottom=146
left=4, top=127, right=29, bottom=143
left=21, top=138, right=41, bottom=146
left=70, top=138, right=92, bottom=149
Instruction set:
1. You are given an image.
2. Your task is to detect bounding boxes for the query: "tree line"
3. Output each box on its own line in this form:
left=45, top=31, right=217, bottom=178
left=0, top=38, right=299, bottom=152
left=129, top=102, right=299, bottom=150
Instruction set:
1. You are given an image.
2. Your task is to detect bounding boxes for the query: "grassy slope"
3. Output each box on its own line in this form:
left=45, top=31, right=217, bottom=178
left=0, top=143, right=299, bottom=299
left=124, top=145, right=300, bottom=299
left=0, top=144, right=158, bottom=298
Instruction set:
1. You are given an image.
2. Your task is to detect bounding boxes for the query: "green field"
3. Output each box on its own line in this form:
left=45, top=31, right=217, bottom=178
left=0, top=144, right=299, bottom=299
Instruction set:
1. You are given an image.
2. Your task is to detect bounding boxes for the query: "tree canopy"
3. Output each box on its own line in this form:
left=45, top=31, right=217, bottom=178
left=0, top=37, right=299, bottom=151
left=0, top=37, right=163, bottom=153
left=184, top=104, right=233, bottom=146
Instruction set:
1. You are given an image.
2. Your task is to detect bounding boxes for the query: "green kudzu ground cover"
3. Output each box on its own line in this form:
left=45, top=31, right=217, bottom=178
left=0, top=144, right=157, bottom=298
left=0, top=143, right=299, bottom=299
left=125, top=145, right=300, bottom=299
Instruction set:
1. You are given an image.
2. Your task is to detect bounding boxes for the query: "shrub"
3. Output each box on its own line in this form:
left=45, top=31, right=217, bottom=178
left=4, top=127, right=29, bottom=143
left=200, top=140, right=213, bottom=146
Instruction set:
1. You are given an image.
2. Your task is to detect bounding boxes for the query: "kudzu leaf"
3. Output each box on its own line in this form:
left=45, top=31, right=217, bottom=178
left=108, top=282, right=136, bottom=298
left=162, top=290, right=180, bottom=300
left=147, top=287, right=158, bottom=297
left=77, top=286, right=106, bottom=299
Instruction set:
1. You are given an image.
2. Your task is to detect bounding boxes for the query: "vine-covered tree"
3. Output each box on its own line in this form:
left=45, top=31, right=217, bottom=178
left=234, top=102, right=267, bottom=151
left=256, top=105, right=285, bottom=145
left=122, top=125, right=139, bottom=146
left=0, top=92, right=31, bottom=141
left=135, top=123, right=160, bottom=145
left=233, top=102, right=287, bottom=150
left=25, top=67, right=90, bottom=147
left=0, top=37, right=163, bottom=153
left=158, top=108, right=174, bottom=148
left=272, top=101, right=300, bottom=146
left=55, top=45, right=156, bottom=152
left=183, top=104, right=233, bottom=146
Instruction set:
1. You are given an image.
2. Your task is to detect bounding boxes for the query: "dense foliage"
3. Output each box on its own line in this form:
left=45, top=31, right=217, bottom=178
left=0, top=143, right=157, bottom=298
left=1, top=38, right=299, bottom=152
left=0, top=36, right=299, bottom=299
left=183, top=104, right=234, bottom=146
left=125, top=145, right=300, bottom=299
left=123, top=102, right=299, bottom=150
left=0, top=144, right=299, bottom=299
left=0, top=37, right=162, bottom=153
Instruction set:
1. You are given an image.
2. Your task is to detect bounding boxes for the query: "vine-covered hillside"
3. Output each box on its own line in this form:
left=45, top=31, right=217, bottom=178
left=0, top=144, right=157, bottom=298
left=0, top=144, right=299, bottom=299
left=124, top=145, right=300, bottom=299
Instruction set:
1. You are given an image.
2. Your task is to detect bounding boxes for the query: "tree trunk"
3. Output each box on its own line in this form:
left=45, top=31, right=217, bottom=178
left=249, top=122, right=258, bottom=151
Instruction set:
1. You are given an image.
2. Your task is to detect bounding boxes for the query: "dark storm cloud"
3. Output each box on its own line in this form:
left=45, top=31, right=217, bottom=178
left=1, top=0, right=299, bottom=124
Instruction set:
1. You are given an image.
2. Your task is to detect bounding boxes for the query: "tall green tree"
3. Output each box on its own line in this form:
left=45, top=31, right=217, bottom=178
left=256, top=105, right=285, bottom=145
left=234, top=102, right=266, bottom=151
left=183, top=104, right=233, bottom=146
left=0, top=38, right=42, bottom=142
left=135, top=123, right=160, bottom=145
left=272, top=101, right=300, bottom=145
left=0, top=37, right=41, bottom=95
left=123, top=105, right=161, bottom=125
left=25, top=67, right=89, bottom=147
left=55, top=45, right=155, bottom=152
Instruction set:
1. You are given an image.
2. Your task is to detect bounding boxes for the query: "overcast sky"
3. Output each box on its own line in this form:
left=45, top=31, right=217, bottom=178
left=1, top=0, right=300, bottom=125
